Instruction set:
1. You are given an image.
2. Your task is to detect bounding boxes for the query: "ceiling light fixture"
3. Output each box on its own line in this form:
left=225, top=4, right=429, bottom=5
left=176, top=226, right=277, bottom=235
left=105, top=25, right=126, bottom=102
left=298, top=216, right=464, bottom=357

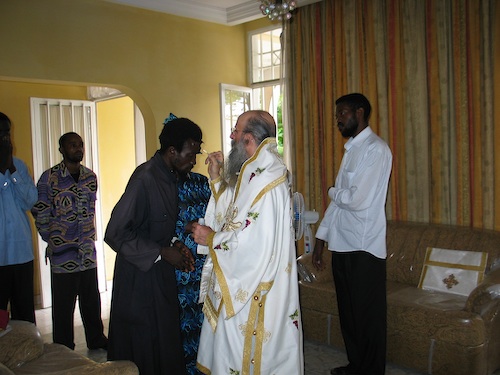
left=259, top=0, right=297, bottom=21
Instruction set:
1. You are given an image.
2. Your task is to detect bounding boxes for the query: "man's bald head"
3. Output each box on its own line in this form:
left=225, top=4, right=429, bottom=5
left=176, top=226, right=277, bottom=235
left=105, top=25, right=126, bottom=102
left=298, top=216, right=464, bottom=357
left=222, top=110, right=277, bottom=188
left=240, top=110, right=276, bottom=145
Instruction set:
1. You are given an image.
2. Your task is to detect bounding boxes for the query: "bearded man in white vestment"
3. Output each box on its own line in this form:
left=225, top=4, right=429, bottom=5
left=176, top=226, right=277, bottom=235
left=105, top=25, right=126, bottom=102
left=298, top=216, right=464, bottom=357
left=192, top=110, right=304, bottom=375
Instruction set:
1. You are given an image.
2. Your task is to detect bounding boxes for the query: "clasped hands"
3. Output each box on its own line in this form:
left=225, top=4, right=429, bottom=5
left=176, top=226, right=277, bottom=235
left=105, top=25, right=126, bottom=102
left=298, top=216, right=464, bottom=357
left=161, top=241, right=194, bottom=272
left=160, top=219, right=215, bottom=272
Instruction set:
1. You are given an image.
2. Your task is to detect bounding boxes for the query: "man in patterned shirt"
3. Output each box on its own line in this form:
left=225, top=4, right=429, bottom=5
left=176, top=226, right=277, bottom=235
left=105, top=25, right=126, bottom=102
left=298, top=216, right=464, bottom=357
left=32, top=132, right=107, bottom=351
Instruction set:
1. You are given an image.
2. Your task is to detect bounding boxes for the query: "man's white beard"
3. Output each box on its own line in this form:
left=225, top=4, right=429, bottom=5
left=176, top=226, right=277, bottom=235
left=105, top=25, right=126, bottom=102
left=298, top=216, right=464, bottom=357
left=222, top=140, right=248, bottom=188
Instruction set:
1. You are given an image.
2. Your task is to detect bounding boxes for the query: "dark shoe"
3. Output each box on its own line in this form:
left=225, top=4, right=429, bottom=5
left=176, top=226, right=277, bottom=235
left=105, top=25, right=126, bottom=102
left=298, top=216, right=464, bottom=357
left=88, top=337, right=108, bottom=351
left=330, top=365, right=358, bottom=375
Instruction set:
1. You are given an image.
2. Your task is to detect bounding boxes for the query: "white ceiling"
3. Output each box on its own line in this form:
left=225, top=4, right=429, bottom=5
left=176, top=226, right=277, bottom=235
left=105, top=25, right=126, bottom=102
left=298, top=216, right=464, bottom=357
left=104, top=0, right=321, bottom=26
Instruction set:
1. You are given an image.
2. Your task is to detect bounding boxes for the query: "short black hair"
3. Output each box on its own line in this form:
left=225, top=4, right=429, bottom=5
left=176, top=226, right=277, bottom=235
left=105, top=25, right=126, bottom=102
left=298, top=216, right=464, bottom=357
left=59, top=132, right=81, bottom=148
left=159, top=118, right=203, bottom=153
left=335, top=93, right=372, bottom=122
left=0, top=112, right=12, bottom=129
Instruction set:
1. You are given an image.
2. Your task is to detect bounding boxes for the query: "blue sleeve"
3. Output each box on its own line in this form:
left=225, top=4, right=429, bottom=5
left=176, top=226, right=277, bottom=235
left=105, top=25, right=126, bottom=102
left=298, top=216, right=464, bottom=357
left=11, top=157, right=38, bottom=211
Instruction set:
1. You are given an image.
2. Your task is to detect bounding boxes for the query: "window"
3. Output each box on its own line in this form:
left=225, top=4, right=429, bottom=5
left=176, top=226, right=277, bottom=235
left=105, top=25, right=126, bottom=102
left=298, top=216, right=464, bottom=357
left=219, top=26, right=284, bottom=155
left=249, top=26, right=283, bottom=155
left=250, top=27, right=282, bottom=83
left=219, top=84, right=252, bottom=156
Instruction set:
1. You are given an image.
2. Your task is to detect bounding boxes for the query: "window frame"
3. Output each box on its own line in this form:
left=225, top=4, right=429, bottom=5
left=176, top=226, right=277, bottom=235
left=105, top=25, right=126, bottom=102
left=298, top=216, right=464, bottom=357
left=248, top=25, right=283, bottom=87
left=219, top=83, right=252, bottom=156
left=248, top=25, right=284, bottom=155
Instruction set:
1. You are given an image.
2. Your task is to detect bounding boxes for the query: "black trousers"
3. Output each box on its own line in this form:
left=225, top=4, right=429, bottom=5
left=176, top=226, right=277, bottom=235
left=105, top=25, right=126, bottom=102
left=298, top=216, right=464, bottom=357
left=332, top=251, right=387, bottom=375
left=51, top=268, right=106, bottom=350
left=0, top=260, right=35, bottom=323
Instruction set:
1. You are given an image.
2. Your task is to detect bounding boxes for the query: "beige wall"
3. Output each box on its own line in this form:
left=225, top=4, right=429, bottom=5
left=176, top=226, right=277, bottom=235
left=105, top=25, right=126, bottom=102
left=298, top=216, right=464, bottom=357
left=0, top=81, right=88, bottom=165
left=0, top=0, right=248, bottom=169
left=0, top=81, right=88, bottom=297
left=96, top=97, right=136, bottom=280
left=0, top=0, right=267, bottom=294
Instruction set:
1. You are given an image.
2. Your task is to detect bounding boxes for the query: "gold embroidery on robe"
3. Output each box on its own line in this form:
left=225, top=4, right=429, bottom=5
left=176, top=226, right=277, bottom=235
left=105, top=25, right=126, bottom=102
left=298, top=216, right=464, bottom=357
left=221, top=203, right=242, bottom=231
left=241, top=282, right=273, bottom=375
left=236, top=289, right=249, bottom=304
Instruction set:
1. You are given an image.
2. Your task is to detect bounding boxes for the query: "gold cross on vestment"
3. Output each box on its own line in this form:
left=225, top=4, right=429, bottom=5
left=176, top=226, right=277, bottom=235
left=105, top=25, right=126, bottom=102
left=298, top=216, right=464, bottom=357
left=221, top=203, right=242, bottom=232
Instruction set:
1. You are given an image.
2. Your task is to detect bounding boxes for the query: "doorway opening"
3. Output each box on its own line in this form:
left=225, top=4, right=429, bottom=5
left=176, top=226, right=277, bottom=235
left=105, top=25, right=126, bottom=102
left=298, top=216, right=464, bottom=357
left=30, top=93, right=145, bottom=308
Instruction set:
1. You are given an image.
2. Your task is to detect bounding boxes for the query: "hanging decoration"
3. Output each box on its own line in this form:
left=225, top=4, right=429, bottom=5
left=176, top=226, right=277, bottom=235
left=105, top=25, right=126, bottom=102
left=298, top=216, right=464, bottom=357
left=259, top=0, right=297, bottom=21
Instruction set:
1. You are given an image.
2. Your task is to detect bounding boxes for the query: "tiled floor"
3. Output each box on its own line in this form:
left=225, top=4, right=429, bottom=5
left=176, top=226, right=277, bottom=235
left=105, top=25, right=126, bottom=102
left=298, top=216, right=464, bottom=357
left=31, top=287, right=482, bottom=375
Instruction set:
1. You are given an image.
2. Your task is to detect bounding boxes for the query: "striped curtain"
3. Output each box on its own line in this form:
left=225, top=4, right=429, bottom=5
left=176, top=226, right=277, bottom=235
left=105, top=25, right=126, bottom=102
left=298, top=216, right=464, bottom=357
left=284, top=0, right=499, bottom=229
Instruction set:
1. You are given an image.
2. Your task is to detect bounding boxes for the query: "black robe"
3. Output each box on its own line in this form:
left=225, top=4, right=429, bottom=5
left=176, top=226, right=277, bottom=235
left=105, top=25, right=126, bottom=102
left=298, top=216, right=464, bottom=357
left=105, top=151, right=186, bottom=375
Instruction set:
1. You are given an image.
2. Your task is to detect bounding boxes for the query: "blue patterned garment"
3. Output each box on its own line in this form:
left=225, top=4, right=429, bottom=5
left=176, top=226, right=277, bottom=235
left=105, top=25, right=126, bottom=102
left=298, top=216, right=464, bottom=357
left=175, top=172, right=211, bottom=375
left=164, top=112, right=177, bottom=125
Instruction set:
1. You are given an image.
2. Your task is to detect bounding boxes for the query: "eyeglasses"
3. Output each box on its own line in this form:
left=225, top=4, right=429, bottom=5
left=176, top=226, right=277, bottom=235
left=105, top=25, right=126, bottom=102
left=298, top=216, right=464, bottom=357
left=231, top=126, right=240, bottom=135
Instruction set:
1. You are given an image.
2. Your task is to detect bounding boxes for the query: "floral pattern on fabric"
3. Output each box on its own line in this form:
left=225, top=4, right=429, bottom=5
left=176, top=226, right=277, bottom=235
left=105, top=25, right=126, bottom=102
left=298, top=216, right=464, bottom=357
left=214, top=241, right=229, bottom=251
left=289, top=309, right=299, bottom=329
left=249, top=167, right=266, bottom=182
left=235, top=289, right=249, bottom=303
left=175, top=173, right=211, bottom=375
left=243, top=212, right=259, bottom=230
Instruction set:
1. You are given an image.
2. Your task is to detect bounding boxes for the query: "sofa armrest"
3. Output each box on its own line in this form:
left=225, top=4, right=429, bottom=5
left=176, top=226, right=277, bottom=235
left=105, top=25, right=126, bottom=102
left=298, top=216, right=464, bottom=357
left=10, top=343, right=139, bottom=375
left=0, top=321, right=44, bottom=370
left=465, top=267, right=500, bottom=321
left=0, top=363, right=14, bottom=375
left=54, top=360, right=140, bottom=375
left=297, top=251, right=333, bottom=283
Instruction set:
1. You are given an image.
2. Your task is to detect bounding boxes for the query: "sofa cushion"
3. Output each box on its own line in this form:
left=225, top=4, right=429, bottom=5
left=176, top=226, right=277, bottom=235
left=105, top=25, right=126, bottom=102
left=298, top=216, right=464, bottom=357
left=12, top=343, right=93, bottom=374
left=299, top=279, right=337, bottom=315
left=418, top=247, right=488, bottom=296
left=13, top=343, right=139, bottom=375
left=0, top=363, right=15, bottom=375
left=0, top=321, right=44, bottom=370
left=387, top=283, right=485, bottom=345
